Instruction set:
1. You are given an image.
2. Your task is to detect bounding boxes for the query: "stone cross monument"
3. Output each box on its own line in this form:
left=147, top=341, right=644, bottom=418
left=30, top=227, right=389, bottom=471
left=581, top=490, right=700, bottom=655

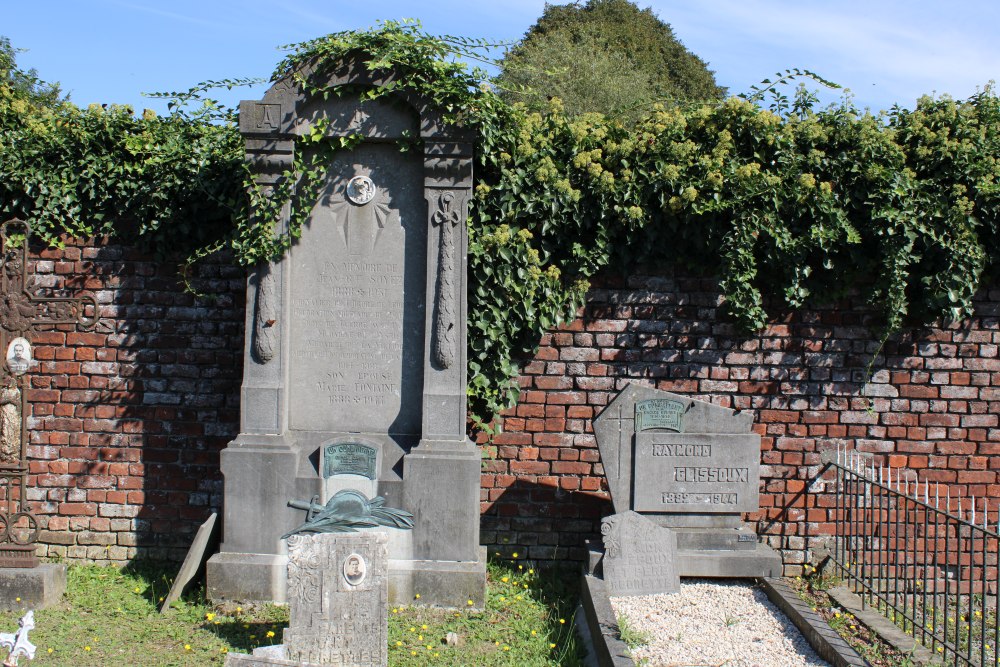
left=207, top=55, right=486, bottom=607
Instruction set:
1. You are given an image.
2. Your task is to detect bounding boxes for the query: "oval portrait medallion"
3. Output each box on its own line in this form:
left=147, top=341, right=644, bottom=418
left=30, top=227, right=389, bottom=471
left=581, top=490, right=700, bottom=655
left=343, top=552, right=367, bottom=586
left=345, top=175, right=376, bottom=205
left=5, top=337, right=31, bottom=377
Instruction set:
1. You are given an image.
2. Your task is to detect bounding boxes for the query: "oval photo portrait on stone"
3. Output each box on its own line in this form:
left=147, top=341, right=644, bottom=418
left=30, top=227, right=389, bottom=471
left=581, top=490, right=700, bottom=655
left=343, top=553, right=367, bottom=586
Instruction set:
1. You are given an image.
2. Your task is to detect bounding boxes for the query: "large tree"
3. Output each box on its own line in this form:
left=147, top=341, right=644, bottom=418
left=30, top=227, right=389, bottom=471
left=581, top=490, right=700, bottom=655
left=0, top=37, right=64, bottom=108
left=497, top=0, right=724, bottom=120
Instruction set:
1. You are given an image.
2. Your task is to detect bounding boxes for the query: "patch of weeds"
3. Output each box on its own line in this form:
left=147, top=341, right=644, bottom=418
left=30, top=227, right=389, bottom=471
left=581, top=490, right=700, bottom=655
left=792, top=564, right=916, bottom=667
left=616, top=614, right=650, bottom=651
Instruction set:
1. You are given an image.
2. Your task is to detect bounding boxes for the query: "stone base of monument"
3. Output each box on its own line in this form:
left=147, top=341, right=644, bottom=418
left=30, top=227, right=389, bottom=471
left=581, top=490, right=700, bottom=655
left=208, top=550, right=487, bottom=610
left=586, top=539, right=782, bottom=579
left=389, top=547, right=487, bottom=609
left=207, top=552, right=289, bottom=603
left=0, top=563, right=66, bottom=610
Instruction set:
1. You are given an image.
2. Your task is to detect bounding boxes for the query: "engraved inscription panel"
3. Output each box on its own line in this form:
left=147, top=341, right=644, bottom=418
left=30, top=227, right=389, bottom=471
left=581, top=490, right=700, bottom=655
left=635, top=398, right=685, bottom=432
left=322, top=442, right=377, bottom=480
left=288, top=144, right=425, bottom=433
left=601, top=511, right=679, bottom=596
left=633, top=432, right=760, bottom=513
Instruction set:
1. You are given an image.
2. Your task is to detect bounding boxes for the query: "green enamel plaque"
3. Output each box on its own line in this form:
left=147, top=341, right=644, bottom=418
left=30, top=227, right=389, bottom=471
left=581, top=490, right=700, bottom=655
left=635, top=399, right=685, bottom=432
left=322, top=443, right=377, bottom=479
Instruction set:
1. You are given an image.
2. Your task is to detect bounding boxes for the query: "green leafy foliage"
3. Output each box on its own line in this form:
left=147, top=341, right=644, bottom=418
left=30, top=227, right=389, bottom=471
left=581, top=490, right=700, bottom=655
left=497, top=0, right=725, bottom=120
left=1, top=25, right=998, bottom=426
left=0, top=47, right=246, bottom=256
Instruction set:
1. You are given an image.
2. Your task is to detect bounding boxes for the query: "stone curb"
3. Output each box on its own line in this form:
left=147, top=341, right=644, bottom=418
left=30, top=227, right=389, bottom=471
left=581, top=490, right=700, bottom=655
left=579, top=573, right=635, bottom=667
left=760, top=577, right=870, bottom=667
left=826, top=585, right=943, bottom=667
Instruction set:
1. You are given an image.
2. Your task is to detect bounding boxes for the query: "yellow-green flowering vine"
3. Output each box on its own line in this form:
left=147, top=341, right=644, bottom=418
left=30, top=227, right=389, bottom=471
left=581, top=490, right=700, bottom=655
left=2, top=22, right=999, bottom=424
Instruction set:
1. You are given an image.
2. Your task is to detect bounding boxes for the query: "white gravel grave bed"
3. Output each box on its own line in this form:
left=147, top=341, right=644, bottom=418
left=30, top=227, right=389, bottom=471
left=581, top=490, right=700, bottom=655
left=610, top=579, right=831, bottom=667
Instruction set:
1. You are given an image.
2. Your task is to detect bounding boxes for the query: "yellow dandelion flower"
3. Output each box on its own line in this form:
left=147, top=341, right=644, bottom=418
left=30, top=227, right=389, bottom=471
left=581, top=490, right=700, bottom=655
left=531, top=630, right=537, bottom=636
left=559, top=618, right=566, bottom=624
left=421, top=624, right=428, bottom=630
left=415, top=593, right=421, bottom=599
left=221, top=647, right=229, bottom=654
left=236, top=606, right=242, bottom=613
left=467, top=599, right=473, bottom=606
left=266, top=631, right=275, bottom=638
left=435, top=652, right=440, bottom=657
left=184, top=644, right=191, bottom=651
left=512, top=552, right=518, bottom=558
left=47, top=649, right=53, bottom=654
left=14, top=598, right=19, bottom=603
left=85, top=646, right=91, bottom=652
left=396, top=641, right=402, bottom=646
left=418, top=635, right=423, bottom=641
left=503, top=645, right=511, bottom=651
left=409, top=627, right=416, bottom=633
left=528, top=569, right=534, bottom=574
left=426, top=645, right=432, bottom=650
left=502, top=577, right=509, bottom=583
left=411, top=650, right=417, bottom=656
left=392, top=608, right=398, bottom=613
left=550, top=642, right=557, bottom=649
left=206, top=612, right=215, bottom=621
left=523, top=584, right=529, bottom=589
left=133, top=586, right=141, bottom=593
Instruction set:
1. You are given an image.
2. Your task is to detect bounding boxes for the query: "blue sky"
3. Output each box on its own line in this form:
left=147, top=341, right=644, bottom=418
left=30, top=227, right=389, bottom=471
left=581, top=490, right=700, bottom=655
left=5, top=1, right=999, bottom=114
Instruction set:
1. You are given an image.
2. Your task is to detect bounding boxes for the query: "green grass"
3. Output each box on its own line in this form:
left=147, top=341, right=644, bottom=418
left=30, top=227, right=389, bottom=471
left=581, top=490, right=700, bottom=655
left=388, top=560, right=585, bottom=666
left=0, top=558, right=584, bottom=666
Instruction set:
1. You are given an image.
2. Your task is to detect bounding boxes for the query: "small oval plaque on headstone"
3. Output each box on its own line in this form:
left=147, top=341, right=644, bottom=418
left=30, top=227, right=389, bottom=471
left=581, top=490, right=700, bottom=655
left=343, top=552, right=367, bottom=586
left=322, top=442, right=377, bottom=480
left=4, top=338, right=31, bottom=377
left=635, top=398, right=684, bottom=432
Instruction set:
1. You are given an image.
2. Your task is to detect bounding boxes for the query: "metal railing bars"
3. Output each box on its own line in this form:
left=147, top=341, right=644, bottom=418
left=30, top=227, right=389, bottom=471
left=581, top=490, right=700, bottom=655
left=829, top=445, right=999, bottom=667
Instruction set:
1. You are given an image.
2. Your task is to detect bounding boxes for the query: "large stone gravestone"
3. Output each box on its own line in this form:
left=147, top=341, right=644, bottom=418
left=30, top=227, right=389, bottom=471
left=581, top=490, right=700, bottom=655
left=207, top=54, right=485, bottom=607
left=593, top=383, right=781, bottom=577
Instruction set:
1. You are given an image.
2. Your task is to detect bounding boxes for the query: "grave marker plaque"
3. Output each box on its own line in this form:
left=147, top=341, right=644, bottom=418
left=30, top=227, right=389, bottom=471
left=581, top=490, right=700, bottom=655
left=632, top=433, right=760, bottom=513
left=601, top=511, right=679, bottom=596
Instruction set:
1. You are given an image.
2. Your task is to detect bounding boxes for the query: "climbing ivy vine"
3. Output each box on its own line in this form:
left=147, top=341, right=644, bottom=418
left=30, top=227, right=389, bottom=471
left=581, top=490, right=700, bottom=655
left=2, top=22, right=999, bottom=423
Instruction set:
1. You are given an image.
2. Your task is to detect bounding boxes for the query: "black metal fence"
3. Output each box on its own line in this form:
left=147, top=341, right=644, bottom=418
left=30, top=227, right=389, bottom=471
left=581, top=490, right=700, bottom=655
left=829, top=446, right=999, bottom=666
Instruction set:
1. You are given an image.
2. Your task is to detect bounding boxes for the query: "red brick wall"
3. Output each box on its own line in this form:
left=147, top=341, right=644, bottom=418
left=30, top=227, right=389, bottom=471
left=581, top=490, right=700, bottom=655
left=24, top=239, right=244, bottom=563
left=480, top=274, right=1000, bottom=574
left=21, top=242, right=1000, bottom=573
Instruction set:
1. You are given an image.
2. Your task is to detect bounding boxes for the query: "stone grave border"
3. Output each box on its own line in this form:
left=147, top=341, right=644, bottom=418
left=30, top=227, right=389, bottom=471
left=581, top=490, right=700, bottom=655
left=577, top=574, right=870, bottom=667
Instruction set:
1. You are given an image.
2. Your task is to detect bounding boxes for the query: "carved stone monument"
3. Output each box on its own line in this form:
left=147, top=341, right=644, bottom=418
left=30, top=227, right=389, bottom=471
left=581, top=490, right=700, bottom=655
left=592, top=383, right=781, bottom=577
left=207, top=54, right=486, bottom=607
left=225, top=531, right=388, bottom=667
